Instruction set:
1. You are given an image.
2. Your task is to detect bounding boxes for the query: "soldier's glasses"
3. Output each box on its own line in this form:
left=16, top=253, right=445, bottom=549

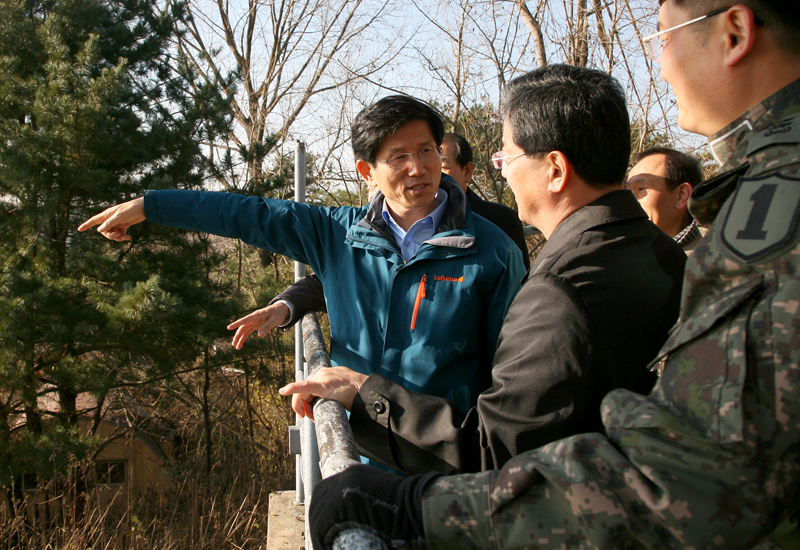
left=644, top=6, right=764, bottom=61
left=644, top=6, right=732, bottom=61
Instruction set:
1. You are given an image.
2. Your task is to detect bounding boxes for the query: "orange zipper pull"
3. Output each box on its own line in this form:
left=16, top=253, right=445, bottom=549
left=410, top=274, right=427, bottom=330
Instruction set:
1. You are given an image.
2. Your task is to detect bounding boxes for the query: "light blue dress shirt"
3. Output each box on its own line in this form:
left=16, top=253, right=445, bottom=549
left=382, top=189, right=448, bottom=260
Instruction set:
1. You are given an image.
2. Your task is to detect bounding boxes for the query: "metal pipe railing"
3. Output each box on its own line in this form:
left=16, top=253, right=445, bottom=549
left=301, top=314, right=361, bottom=477
left=300, top=313, right=388, bottom=550
left=294, top=140, right=307, bottom=505
left=293, top=139, right=386, bottom=550
left=524, top=224, right=542, bottom=236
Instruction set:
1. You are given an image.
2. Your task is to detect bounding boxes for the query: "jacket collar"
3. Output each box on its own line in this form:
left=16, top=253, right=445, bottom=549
left=708, top=78, right=800, bottom=170
left=531, top=190, right=646, bottom=276
left=348, top=175, right=476, bottom=257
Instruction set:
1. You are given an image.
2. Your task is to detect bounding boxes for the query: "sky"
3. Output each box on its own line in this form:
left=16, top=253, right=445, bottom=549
left=186, top=0, right=709, bottom=196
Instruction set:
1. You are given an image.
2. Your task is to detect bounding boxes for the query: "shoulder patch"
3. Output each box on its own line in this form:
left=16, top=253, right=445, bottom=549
left=721, top=172, right=800, bottom=262
left=746, top=114, right=800, bottom=156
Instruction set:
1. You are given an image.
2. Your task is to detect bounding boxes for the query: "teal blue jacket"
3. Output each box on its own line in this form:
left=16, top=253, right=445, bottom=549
left=144, top=178, right=525, bottom=413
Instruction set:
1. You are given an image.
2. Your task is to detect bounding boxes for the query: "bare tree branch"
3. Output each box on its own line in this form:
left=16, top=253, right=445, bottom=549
left=178, top=0, right=399, bottom=192
left=515, top=0, right=547, bottom=67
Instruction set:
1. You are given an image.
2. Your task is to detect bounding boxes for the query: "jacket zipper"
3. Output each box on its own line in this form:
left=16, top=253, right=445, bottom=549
left=410, top=274, right=427, bottom=330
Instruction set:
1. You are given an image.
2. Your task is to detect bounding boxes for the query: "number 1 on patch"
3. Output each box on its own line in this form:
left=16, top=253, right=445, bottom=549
left=722, top=175, right=800, bottom=262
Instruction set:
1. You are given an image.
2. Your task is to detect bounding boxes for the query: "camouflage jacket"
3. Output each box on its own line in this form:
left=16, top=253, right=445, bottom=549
left=421, top=79, right=800, bottom=549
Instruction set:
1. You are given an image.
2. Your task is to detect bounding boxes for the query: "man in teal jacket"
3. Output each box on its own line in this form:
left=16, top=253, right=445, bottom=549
left=79, top=95, right=525, bottom=419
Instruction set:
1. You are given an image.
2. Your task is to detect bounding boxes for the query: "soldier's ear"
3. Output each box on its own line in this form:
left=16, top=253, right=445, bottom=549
left=722, top=5, right=757, bottom=67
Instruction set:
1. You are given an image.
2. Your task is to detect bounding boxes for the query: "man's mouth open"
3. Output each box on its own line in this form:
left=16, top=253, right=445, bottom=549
left=407, top=183, right=429, bottom=196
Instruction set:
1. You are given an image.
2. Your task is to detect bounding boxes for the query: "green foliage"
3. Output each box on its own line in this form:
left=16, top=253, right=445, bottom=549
left=0, top=0, right=237, bottom=486
left=12, top=423, right=98, bottom=482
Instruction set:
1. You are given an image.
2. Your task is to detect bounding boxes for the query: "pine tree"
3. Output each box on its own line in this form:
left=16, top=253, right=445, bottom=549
left=0, top=0, right=236, bottom=491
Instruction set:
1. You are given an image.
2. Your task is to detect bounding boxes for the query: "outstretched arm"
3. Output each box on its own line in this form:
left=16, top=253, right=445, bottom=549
left=77, top=197, right=146, bottom=241
left=228, top=274, right=328, bottom=348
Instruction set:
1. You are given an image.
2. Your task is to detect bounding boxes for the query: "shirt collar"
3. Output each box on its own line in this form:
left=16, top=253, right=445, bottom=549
left=381, top=189, right=447, bottom=230
left=382, top=189, right=448, bottom=260
left=673, top=219, right=701, bottom=247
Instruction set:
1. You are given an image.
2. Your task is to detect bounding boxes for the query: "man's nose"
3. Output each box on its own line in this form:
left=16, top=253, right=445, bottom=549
left=407, top=153, right=432, bottom=176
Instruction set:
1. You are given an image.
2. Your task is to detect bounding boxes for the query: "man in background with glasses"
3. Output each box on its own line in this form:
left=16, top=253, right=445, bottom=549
left=78, top=95, right=526, bottom=472
left=299, top=1, right=800, bottom=548
left=281, top=64, right=685, bottom=482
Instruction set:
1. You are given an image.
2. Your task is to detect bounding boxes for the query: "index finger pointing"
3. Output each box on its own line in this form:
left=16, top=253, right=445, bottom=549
left=77, top=212, right=110, bottom=232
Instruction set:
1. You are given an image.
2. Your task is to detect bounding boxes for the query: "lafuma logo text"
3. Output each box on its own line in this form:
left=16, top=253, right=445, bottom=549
left=433, top=275, right=464, bottom=282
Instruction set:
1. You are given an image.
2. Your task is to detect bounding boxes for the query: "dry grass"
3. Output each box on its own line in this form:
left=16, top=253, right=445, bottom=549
left=1, top=369, right=297, bottom=550
left=1, top=472, right=287, bottom=549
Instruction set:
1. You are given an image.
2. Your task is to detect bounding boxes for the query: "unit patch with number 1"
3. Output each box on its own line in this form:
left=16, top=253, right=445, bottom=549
left=721, top=173, right=800, bottom=263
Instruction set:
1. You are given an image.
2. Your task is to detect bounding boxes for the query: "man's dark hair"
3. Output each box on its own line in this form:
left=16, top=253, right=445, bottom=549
left=502, top=64, right=630, bottom=188
left=666, top=0, right=800, bottom=53
left=351, top=95, right=444, bottom=164
left=443, top=132, right=473, bottom=167
left=632, top=146, right=704, bottom=191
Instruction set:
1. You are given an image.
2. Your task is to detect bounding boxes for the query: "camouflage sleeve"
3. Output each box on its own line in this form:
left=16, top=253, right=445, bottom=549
left=422, top=268, right=800, bottom=549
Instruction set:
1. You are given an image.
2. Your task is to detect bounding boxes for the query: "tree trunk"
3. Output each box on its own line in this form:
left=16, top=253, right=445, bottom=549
left=515, top=0, right=547, bottom=67
left=203, top=347, right=212, bottom=477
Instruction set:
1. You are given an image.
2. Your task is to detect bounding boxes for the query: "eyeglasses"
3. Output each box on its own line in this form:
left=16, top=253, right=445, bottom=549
left=492, top=151, right=526, bottom=170
left=643, top=6, right=732, bottom=61
left=377, top=146, right=441, bottom=171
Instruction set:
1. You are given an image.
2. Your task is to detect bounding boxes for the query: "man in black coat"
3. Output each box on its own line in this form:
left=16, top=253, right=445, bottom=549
left=280, top=65, right=687, bottom=475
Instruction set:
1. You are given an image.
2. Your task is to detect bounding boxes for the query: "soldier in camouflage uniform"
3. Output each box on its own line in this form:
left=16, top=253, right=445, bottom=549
left=307, top=0, right=800, bottom=548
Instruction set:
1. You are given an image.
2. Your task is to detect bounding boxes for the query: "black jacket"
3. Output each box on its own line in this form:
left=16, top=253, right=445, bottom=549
left=349, top=190, right=687, bottom=475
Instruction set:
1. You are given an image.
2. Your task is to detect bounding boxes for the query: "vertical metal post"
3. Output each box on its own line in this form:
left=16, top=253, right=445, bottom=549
left=294, top=141, right=307, bottom=504
left=294, top=141, right=323, bottom=550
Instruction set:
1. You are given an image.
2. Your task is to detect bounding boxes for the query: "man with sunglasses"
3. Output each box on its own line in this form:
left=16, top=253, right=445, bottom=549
left=299, top=1, right=800, bottom=548
left=78, top=95, right=526, bottom=463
